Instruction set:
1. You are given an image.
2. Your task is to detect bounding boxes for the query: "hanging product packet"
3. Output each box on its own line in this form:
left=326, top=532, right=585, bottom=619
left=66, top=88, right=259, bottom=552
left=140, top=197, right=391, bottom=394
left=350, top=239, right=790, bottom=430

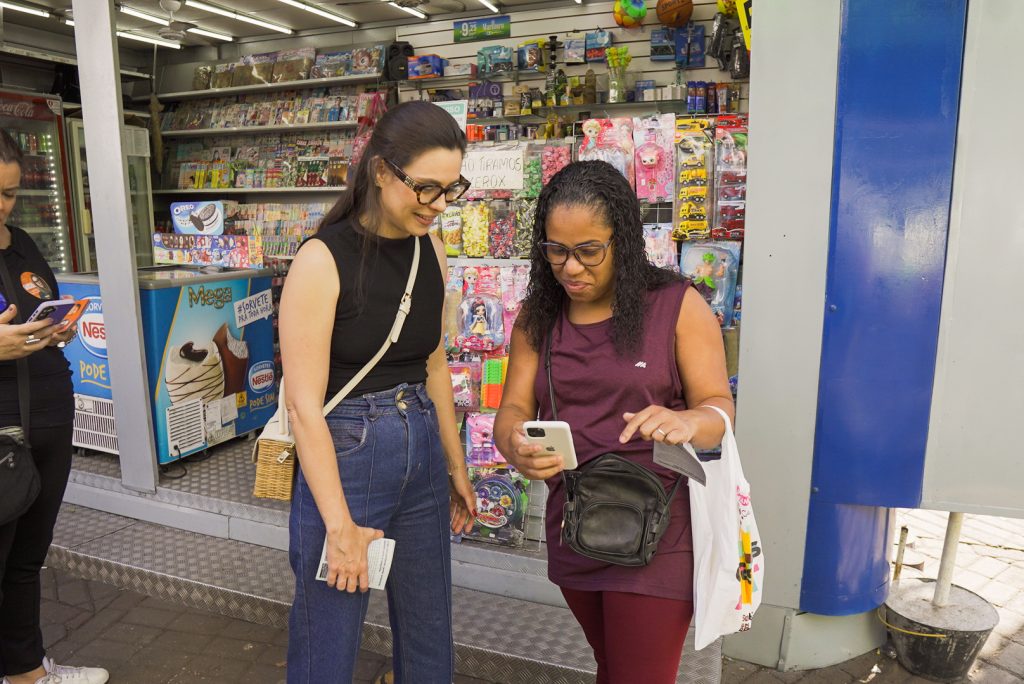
left=441, top=206, right=463, bottom=256
left=577, top=118, right=635, bottom=189
left=457, top=265, right=505, bottom=352
left=461, top=202, right=491, bottom=258
left=489, top=201, right=515, bottom=259
left=674, top=118, right=714, bottom=241
left=679, top=241, right=741, bottom=327
left=643, top=223, right=678, bottom=270
left=466, top=465, right=530, bottom=548
left=564, top=33, right=587, bottom=64
left=444, top=266, right=464, bottom=352
left=633, top=114, right=676, bottom=202
left=586, top=30, right=612, bottom=63
left=512, top=198, right=537, bottom=257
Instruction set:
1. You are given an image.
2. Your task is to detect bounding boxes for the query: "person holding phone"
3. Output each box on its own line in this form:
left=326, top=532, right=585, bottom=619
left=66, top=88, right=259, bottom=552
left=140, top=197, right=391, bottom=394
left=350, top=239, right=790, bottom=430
left=279, top=102, right=476, bottom=684
left=0, top=129, right=107, bottom=684
left=494, top=161, right=735, bottom=684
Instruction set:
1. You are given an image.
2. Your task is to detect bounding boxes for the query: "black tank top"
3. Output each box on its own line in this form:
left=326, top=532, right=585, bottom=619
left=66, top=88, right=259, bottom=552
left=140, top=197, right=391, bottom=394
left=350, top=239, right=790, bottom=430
left=306, top=219, right=443, bottom=398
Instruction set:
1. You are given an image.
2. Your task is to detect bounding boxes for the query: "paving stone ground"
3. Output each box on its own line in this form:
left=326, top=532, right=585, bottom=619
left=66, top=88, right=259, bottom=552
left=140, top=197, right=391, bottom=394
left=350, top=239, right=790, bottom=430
left=36, top=509, right=1024, bottom=683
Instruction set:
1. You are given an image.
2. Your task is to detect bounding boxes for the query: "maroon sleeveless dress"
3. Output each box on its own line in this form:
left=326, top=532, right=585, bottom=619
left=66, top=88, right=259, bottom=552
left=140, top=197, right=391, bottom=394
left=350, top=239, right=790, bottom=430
left=534, top=280, right=694, bottom=601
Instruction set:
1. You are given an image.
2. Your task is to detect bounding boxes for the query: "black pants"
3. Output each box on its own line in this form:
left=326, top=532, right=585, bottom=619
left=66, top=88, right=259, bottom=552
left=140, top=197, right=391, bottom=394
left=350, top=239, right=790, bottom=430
left=0, top=422, right=73, bottom=677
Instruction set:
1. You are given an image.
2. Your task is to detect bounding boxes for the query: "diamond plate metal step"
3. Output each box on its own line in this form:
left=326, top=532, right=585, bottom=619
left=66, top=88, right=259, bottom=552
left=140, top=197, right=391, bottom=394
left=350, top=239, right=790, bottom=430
left=49, top=504, right=722, bottom=683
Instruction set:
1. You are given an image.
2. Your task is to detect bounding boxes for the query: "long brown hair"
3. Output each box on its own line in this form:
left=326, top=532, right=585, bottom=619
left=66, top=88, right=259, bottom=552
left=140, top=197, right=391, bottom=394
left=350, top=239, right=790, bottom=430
left=0, top=129, right=24, bottom=168
left=320, top=100, right=466, bottom=304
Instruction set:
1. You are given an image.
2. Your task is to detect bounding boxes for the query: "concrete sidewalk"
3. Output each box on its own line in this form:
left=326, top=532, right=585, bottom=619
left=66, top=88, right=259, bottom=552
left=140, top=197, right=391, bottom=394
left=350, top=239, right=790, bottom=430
left=37, top=508, right=1024, bottom=683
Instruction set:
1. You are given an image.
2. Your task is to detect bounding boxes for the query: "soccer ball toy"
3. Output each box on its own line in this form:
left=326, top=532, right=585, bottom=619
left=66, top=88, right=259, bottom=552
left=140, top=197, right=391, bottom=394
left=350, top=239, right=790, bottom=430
left=613, top=0, right=647, bottom=29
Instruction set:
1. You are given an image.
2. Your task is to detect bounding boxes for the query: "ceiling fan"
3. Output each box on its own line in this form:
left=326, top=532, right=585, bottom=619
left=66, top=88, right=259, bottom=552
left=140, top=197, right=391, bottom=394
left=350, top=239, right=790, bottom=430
left=153, top=0, right=194, bottom=43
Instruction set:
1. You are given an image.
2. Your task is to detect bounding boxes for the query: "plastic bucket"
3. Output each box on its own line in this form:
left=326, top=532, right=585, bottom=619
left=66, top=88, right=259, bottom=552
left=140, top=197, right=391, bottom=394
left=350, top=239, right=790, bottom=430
left=882, top=579, right=998, bottom=682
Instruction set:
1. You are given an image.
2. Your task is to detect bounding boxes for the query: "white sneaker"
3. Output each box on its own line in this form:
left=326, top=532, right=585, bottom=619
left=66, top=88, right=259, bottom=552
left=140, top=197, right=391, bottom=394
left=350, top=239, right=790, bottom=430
left=1, top=674, right=60, bottom=684
left=41, top=656, right=109, bottom=684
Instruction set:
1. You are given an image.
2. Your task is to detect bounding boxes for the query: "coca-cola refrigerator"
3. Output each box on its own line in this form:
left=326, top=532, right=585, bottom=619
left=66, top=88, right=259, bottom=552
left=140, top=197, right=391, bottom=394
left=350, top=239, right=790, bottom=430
left=0, top=90, right=76, bottom=272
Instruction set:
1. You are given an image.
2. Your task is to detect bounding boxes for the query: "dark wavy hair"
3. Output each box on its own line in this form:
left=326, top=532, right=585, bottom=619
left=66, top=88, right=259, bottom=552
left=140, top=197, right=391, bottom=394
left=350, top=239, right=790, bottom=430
left=519, top=160, right=682, bottom=354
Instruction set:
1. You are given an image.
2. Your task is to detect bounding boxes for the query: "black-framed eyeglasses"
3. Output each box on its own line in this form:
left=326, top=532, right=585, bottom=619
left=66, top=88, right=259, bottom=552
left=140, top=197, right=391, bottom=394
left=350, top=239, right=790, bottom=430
left=538, top=240, right=613, bottom=267
left=383, top=158, right=471, bottom=205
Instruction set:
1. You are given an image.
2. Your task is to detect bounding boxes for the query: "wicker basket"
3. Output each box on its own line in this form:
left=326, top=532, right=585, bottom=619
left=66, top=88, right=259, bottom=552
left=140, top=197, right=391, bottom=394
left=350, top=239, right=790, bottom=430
left=253, top=438, right=296, bottom=501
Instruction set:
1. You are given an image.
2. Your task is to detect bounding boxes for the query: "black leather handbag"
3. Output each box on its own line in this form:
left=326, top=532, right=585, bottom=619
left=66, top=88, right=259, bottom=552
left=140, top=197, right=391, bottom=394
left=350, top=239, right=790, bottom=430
left=546, top=333, right=683, bottom=567
left=0, top=249, right=40, bottom=526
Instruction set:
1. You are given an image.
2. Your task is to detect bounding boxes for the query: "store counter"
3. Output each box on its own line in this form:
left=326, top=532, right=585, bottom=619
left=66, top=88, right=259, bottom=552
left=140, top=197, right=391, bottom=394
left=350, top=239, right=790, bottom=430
left=57, top=266, right=277, bottom=464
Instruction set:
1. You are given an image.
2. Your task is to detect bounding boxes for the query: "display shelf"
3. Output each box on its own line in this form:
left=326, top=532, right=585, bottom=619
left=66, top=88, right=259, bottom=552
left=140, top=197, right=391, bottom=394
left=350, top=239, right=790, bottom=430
left=0, top=45, right=149, bottom=80
left=154, top=186, right=345, bottom=196
left=161, top=121, right=359, bottom=138
left=142, top=73, right=384, bottom=103
left=451, top=257, right=529, bottom=267
left=399, top=70, right=529, bottom=89
left=17, top=189, right=58, bottom=196
left=470, top=107, right=743, bottom=126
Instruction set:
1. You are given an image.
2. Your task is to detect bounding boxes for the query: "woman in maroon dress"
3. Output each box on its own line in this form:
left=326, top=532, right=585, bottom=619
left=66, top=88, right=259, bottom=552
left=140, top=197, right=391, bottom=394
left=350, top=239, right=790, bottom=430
left=495, top=161, right=734, bottom=683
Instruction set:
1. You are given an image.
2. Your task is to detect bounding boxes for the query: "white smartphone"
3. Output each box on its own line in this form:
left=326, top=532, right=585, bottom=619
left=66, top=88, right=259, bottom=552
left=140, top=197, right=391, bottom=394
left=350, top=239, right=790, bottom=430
left=523, top=420, right=579, bottom=470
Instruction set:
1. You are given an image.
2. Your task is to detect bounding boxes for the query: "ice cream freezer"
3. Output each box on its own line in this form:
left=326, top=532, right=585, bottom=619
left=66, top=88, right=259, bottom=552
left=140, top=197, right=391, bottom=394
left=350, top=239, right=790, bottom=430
left=57, top=266, right=278, bottom=464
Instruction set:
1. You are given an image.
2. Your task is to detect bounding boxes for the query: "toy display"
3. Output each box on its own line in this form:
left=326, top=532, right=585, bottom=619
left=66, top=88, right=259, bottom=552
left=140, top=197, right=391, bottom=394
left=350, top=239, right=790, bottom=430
left=466, top=413, right=500, bottom=466
left=713, top=120, right=748, bottom=239
left=674, top=118, right=714, bottom=240
left=585, top=30, right=612, bottom=63
left=480, top=358, right=507, bottom=410
left=466, top=466, right=530, bottom=548
left=457, top=266, right=505, bottom=352
left=679, top=241, right=741, bottom=326
left=477, top=45, right=514, bottom=75
left=499, top=265, right=530, bottom=346
left=450, top=361, right=480, bottom=411
left=577, top=118, right=635, bottom=189
left=676, top=22, right=707, bottom=68
left=643, top=223, right=677, bottom=269
left=614, top=0, right=648, bottom=28
left=633, top=114, right=676, bottom=202
left=517, top=39, right=547, bottom=72
left=657, top=0, right=694, bottom=28
left=444, top=266, right=464, bottom=351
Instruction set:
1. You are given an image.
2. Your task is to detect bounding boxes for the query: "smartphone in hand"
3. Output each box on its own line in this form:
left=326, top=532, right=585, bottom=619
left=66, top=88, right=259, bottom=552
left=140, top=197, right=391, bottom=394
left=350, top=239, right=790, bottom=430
left=24, top=299, right=88, bottom=328
left=523, top=421, right=579, bottom=469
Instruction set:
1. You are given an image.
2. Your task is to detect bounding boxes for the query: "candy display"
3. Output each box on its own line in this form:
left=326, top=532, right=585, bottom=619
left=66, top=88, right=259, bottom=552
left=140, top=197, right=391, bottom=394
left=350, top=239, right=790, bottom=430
left=461, top=202, right=491, bottom=257
left=153, top=233, right=258, bottom=269
left=542, top=141, right=572, bottom=185
left=679, top=241, right=741, bottom=326
left=489, top=201, right=515, bottom=258
left=512, top=198, right=537, bottom=257
left=440, top=206, right=463, bottom=257
left=633, top=114, right=676, bottom=202
left=578, top=118, right=635, bottom=189
left=466, top=466, right=530, bottom=548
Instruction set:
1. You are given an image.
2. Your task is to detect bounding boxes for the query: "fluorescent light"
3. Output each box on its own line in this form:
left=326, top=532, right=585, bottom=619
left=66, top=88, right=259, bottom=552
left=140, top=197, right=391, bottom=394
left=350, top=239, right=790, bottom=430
left=0, top=2, right=51, bottom=18
left=274, top=0, right=356, bottom=27
left=119, top=5, right=170, bottom=26
left=477, top=0, right=499, bottom=12
left=186, top=27, right=233, bottom=41
left=64, top=18, right=74, bottom=26
left=116, top=31, right=181, bottom=49
left=185, top=0, right=293, bottom=34
left=389, top=2, right=426, bottom=19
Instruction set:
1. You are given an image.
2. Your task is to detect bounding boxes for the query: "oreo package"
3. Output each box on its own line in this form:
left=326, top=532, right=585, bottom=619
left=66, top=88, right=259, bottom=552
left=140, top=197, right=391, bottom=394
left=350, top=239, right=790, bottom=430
left=171, top=201, right=225, bottom=236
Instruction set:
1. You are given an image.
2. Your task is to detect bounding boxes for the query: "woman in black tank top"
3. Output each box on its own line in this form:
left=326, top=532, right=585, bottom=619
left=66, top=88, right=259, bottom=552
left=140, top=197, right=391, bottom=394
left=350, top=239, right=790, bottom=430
left=279, top=102, right=476, bottom=684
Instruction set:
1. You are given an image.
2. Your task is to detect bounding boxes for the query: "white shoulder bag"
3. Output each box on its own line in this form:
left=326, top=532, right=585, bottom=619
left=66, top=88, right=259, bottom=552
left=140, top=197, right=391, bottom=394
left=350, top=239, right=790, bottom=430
left=252, top=237, right=421, bottom=500
left=689, top=404, right=764, bottom=650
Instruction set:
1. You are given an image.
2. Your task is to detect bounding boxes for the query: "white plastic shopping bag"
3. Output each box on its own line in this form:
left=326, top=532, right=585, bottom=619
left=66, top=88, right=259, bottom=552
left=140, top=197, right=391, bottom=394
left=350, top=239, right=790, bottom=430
left=689, top=405, right=764, bottom=650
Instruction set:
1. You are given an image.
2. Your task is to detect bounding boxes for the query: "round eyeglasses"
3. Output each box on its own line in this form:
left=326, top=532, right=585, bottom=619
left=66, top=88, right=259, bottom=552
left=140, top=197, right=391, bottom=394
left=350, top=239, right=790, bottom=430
left=538, top=240, right=613, bottom=267
left=384, top=158, right=471, bottom=205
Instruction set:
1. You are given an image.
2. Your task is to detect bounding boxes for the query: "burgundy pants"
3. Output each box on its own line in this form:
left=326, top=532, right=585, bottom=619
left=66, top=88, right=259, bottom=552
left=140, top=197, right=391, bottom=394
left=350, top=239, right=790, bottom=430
left=561, top=588, right=693, bottom=684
